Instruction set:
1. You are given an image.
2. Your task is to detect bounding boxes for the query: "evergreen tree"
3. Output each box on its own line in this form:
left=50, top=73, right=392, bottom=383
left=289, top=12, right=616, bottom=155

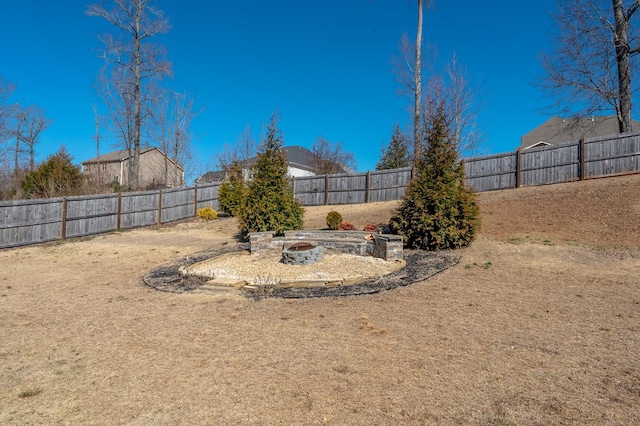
left=218, top=160, right=248, bottom=217
left=239, top=114, right=304, bottom=238
left=390, top=103, right=480, bottom=250
left=21, top=146, right=83, bottom=199
left=376, top=124, right=410, bottom=170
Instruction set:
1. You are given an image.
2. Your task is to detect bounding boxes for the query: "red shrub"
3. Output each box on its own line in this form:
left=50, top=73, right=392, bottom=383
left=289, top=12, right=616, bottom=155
left=338, top=221, right=356, bottom=231
left=362, top=223, right=377, bottom=232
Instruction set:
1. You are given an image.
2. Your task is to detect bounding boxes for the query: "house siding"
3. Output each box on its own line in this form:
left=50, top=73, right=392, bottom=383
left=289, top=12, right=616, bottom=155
left=82, top=148, right=183, bottom=188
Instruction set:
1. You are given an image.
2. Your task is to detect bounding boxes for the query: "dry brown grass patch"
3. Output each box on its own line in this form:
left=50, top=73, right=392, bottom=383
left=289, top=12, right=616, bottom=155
left=0, top=175, right=639, bottom=424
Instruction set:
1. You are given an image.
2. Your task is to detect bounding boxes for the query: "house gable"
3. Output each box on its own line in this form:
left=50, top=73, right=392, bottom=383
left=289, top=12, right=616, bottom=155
left=521, top=115, right=640, bottom=148
left=82, top=147, right=184, bottom=188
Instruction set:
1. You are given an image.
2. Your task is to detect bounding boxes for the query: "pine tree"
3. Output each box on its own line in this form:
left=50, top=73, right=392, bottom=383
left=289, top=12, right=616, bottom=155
left=376, top=124, right=410, bottom=170
left=238, top=114, right=304, bottom=238
left=390, top=103, right=480, bottom=250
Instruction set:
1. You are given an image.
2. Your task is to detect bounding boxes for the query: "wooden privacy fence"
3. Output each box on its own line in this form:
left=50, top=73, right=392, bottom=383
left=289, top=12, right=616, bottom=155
left=1, top=131, right=639, bottom=248
left=292, top=167, right=413, bottom=206
left=0, top=184, right=220, bottom=248
left=464, top=132, right=640, bottom=191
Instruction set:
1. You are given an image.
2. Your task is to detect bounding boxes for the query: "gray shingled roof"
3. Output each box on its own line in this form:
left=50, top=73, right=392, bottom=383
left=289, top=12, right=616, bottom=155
left=196, top=170, right=226, bottom=184
left=521, top=116, right=640, bottom=148
left=82, top=147, right=157, bottom=164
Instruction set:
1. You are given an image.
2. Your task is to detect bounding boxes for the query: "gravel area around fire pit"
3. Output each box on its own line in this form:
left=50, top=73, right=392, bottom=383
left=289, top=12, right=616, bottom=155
left=144, top=242, right=460, bottom=299
left=183, top=251, right=402, bottom=284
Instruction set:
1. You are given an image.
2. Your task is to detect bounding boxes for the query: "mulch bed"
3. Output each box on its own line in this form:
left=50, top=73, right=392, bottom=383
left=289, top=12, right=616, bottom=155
left=143, top=243, right=460, bottom=299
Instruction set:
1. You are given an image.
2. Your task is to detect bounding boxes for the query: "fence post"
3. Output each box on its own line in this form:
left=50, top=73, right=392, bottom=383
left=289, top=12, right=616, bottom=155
left=157, top=189, right=163, bottom=225
left=365, top=171, right=371, bottom=203
left=193, top=184, right=198, bottom=217
left=579, top=138, right=586, bottom=180
left=515, top=148, right=522, bottom=188
left=60, top=197, right=67, bottom=240
left=117, top=192, right=122, bottom=231
left=324, top=174, right=329, bottom=205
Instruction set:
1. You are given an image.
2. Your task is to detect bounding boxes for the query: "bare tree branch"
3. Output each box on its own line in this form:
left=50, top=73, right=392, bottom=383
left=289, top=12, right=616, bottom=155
left=309, top=137, right=356, bottom=174
left=87, top=0, right=172, bottom=189
left=542, top=0, right=640, bottom=132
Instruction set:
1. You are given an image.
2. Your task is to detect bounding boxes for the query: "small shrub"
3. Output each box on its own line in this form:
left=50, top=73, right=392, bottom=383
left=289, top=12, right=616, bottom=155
left=338, top=221, right=356, bottom=231
left=197, top=206, right=218, bottom=220
left=326, top=211, right=343, bottom=230
left=362, top=223, right=377, bottom=232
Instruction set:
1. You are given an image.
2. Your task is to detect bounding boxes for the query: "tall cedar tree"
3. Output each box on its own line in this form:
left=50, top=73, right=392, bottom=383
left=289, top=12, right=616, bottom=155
left=239, top=114, right=304, bottom=238
left=376, top=124, right=410, bottom=170
left=390, top=103, right=480, bottom=250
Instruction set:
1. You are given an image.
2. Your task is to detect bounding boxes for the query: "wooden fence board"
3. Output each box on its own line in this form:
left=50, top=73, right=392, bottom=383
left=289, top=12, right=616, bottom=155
left=120, top=192, right=159, bottom=228
left=368, top=186, right=407, bottom=203
left=161, top=188, right=195, bottom=223
left=292, top=176, right=326, bottom=205
left=520, top=141, right=580, bottom=186
left=325, top=174, right=367, bottom=204
left=464, top=152, right=517, bottom=191
left=585, top=133, right=640, bottom=177
left=65, top=195, right=119, bottom=238
left=196, top=184, right=219, bottom=210
left=0, top=198, right=63, bottom=228
left=0, top=222, right=61, bottom=248
left=0, top=199, right=63, bottom=248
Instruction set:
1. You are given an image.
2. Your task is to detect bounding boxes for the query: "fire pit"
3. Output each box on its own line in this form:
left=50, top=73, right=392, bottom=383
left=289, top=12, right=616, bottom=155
left=282, top=242, right=323, bottom=265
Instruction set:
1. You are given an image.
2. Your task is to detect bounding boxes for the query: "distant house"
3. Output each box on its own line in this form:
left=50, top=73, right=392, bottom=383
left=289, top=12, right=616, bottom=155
left=196, top=145, right=349, bottom=184
left=521, top=116, right=640, bottom=150
left=82, top=147, right=184, bottom=188
left=195, top=170, right=226, bottom=185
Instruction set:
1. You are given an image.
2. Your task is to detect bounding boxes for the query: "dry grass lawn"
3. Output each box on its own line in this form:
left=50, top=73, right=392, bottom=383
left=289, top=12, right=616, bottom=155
left=1, top=175, right=639, bottom=425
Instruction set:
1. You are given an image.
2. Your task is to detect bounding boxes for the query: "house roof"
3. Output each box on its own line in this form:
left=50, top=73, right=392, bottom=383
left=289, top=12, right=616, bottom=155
left=521, top=116, right=640, bottom=149
left=82, top=147, right=183, bottom=170
left=196, top=170, right=226, bottom=184
left=197, top=145, right=350, bottom=183
left=245, top=145, right=349, bottom=174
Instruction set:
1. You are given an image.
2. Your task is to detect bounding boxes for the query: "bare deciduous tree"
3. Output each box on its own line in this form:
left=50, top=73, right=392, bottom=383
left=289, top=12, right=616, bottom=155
left=441, top=53, right=484, bottom=155
left=542, top=0, right=640, bottom=133
left=0, top=77, right=16, bottom=161
left=15, top=106, right=51, bottom=172
left=215, top=124, right=259, bottom=171
left=87, top=0, right=172, bottom=189
left=309, top=137, right=356, bottom=175
left=155, top=89, right=200, bottom=186
left=96, top=67, right=135, bottom=185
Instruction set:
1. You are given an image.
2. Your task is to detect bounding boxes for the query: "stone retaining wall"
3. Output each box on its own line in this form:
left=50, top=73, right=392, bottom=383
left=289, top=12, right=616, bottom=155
left=249, top=230, right=403, bottom=261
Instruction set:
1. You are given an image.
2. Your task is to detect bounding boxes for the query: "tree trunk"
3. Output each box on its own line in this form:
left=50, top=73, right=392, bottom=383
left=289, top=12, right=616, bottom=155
left=414, top=0, right=423, bottom=162
left=14, top=134, right=19, bottom=173
left=612, top=0, right=633, bottom=133
left=132, top=0, right=142, bottom=189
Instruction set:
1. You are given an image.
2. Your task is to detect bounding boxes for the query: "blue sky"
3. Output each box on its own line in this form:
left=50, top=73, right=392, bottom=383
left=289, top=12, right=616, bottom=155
left=0, top=0, right=558, bottom=176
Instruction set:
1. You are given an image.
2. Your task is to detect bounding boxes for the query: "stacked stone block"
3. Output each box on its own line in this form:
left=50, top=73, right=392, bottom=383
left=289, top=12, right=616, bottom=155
left=281, top=245, right=324, bottom=265
left=248, top=230, right=403, bottom=261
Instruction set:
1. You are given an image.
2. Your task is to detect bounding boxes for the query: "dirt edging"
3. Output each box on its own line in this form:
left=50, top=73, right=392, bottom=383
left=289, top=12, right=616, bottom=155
left=143, top=243, right=460, bottom=299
